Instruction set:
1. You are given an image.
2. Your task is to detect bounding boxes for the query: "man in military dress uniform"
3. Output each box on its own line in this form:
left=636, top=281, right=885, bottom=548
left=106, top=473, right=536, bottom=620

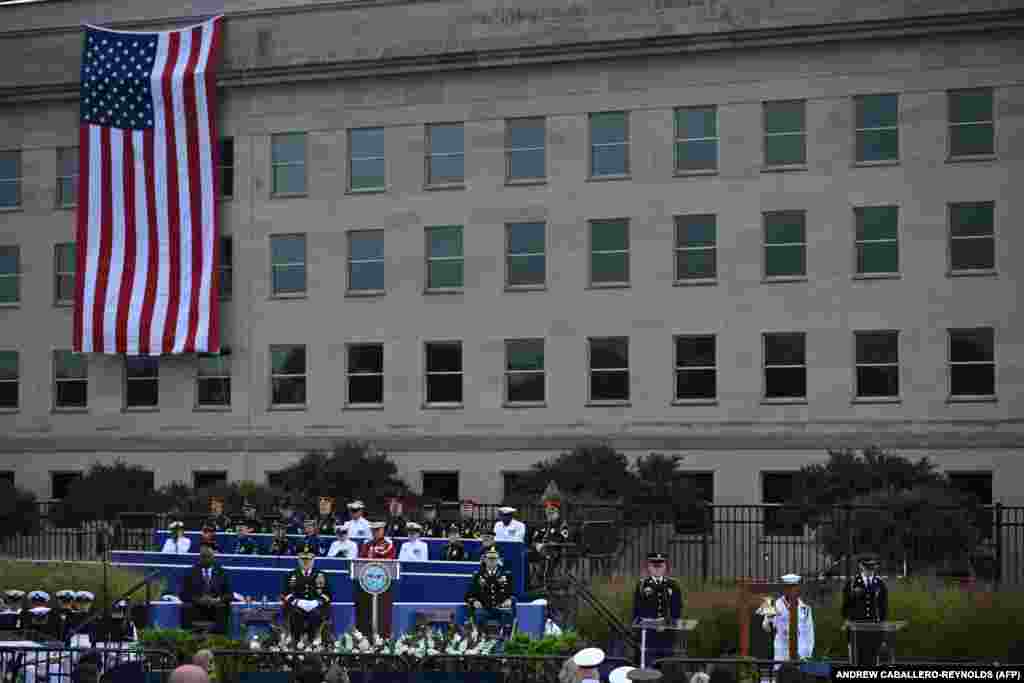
left=494, top=507, right=526, bottom=542
left=345, top=501, right=371, bottom=543
left=0, top=590, right=23, bottom=630
left=476, top=529, right=504, bottom=569
left=282, top=544, right=333, bottom=643
left=240, top=502, right=264, bottom=534
left=235, top=522, right=262, bottom=555
left=530, top=486, right=572, bottom=585
left=359, top=521, right=396, bottom=559
left=277, top=498, right=305, bottom=534
left=465, top=547, right=515, bottom=631
left=385, top=497, right=408, bottom=538
left=327, top=524, right=359, bottom=559
left=268, top=521, right=294, bottom=556
left=51, top=590, right=75, bottom=640
left=314, top=496, right=338, bottom=535
left=442, top=524, right=468, bottom=561
left=21, top=591, right=60, bottom=639
left=419, top=503, right=445, bottom=538
left=397, top=522, right=429, bottom=561
left=206, top=496, right=233, bottom=532
left=632, top=552, right=683, bottom=663
left=301, top=518, right=328, bottom=557
left=841, top=554, right=888, bottom=666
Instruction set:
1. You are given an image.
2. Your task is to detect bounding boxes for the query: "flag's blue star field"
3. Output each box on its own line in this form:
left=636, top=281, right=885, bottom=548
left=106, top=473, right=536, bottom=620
left=80, top=28, right=159, bottom=131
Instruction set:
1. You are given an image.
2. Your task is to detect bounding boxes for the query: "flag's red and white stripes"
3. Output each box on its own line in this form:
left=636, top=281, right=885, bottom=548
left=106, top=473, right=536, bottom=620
left=74, top=17, right=222, bottom=355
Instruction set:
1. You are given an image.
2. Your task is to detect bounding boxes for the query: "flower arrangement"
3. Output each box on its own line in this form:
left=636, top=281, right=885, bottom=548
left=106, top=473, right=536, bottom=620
left=755, top=596, right=778, bottom=617
left=253, top=624, right=499, bottom=659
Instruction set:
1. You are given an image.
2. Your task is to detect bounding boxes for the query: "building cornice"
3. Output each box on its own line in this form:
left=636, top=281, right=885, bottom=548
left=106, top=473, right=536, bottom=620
left=1, top=8, right=1022, bottom=105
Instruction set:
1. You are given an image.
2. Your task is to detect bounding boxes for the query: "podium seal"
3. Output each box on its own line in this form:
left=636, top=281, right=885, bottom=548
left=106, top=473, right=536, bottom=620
left=359, top=563, right=392, bottom=595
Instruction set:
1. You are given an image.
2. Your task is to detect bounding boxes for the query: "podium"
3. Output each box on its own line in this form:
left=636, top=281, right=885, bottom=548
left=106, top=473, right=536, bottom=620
left=632, top=618, right=698, bottom=669
left=351, top=559, right=400, bottom=639
left=845, top=620, right=907, bottom=665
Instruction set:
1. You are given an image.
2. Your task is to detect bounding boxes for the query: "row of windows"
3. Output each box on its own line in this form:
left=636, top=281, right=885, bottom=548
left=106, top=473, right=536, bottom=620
left=0, top=89, right=998, bottom=208
left=0, top=328, right=998, bottom=412
left=0, top=200, right=999, bottom=305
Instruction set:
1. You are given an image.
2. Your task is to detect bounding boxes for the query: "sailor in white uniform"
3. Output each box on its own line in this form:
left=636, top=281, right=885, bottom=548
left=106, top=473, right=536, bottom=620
left=493, top=507, right=526, bottom=542
left=161, top=521, right=191, bottom=554
left=345, top=501, right=371, bottom=543
left=762, top=573, right=815, bottom=668
left=327, top=523, right=359, bottom=559
left=397, top=522, right=430, bottom=562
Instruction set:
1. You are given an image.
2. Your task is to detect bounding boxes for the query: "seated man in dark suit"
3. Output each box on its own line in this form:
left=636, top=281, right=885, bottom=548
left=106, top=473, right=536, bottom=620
left=181, top=541, right=232, bottom=635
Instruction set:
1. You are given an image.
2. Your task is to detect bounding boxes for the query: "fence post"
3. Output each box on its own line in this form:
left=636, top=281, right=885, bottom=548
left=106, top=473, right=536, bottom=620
left=844, top=505, right=853, bottom=582
left=701, top=504, right=711, bottom=583
left=994, top=503, right=1003, bottom=589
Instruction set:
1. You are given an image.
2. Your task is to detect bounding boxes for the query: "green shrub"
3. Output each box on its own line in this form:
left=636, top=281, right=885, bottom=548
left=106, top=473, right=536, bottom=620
left=0, top=481, right=40, bottom=540
left=0, top=560, right=166, bottom=604
left=503, top=630, right=583, bottom=656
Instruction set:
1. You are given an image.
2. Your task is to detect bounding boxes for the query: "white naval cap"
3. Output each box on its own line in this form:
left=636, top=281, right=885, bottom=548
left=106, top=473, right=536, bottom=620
left=610, top=666, right=637, bottom=683
left=406, top=522, right=423, bottom=532
left=347, top=500, right=365, bottom=510
left=77, top=591, right=95, bottom=601
left=497, top=506, right=516, bottom=514
left=572, top=647, right=605, bottom=668
left=29, top=591, right=50, bottom=602
left=781, top=574, right=801, bottom=585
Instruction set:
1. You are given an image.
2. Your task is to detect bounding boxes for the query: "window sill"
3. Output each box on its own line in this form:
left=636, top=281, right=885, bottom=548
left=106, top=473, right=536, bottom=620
left=504, top=178, right=547, bottom=187
left=0, top=206, right=22, bottom=213
left=852, top=159, right=900, bottom=168
left=504, top=284, right=547, bottom=293
left=673, top=168, right=718, bottom=177
left=268, top=404, right=308, bottom=411
left=343, top=403, right=385, bottom=411
left=760, top=398, right=808, bottom=405
left=194, top=405, right=232, bottom=412
left=946, top=154, right=997, bottom=164
left=762, top=276, right=808, bottom=284
left=586, top=282, right=630, bottom=290
left=424, top=288, right=464, bottom=296
left=346, top=289, right=386, bottom=298
left=761, top=164, right=807, bottom=173
left=347, top=187, right=387, bottom=195
left=0, top=407, right=18, bottom=414
left=671, top=399, right=718, bottom=406
left=424, top=183, right=466, bottom=192
left=502, top=401, right=547, bottom=409
left=586, top=400, right=631, bottom=407
left=0, top=302, right=21, bottom=308
left=853, top=273, right=900, bottom=281
left=946, top=395, right=997, bottom=404
left=852, top=396, right=902, bottom=404
left=123, top=406, right=160, bottom=413
left=422, top=403, right=464, bottom=410
left=947, top=269, right=997, bottom=278
left=269, top=293, right=308, bottom=300
left=52, top=407, right=88, bottom=414
left=586, top=174, right=631, bottom=183
left=673, top=278, right=717, bottom=287
left=270, top=192, right=308, bottom=199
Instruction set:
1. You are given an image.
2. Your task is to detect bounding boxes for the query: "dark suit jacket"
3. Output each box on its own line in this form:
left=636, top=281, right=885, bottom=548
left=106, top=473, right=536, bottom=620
left=181, top=562, right=233, bottom=605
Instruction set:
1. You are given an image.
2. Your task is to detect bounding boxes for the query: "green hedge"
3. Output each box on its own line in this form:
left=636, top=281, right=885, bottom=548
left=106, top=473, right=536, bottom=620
left=577, top=575, right=1024, bottom=661
left=502, top=630, right=583, bottom=656
left=0, top=560, right=166, bottom=604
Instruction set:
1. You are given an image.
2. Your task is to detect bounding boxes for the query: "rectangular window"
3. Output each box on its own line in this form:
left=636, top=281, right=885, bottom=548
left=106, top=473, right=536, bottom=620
left=674, top=214, right=716, bottom=281
left=0, top=151, right=20, bottom=208
left=271, top=132, right=306, bottom=195
left=949, top=88, right=995, bottom=158
left=193, top=471, right=227, bottom=491
left=506, top=118, right=545, bottom=181
left=426, top=123, right=464, bottom=186
left=270, top=234, right=306, bottom=296
left=56, top=147, right=79, bottom=207
left=764, top=211, right=806, bottom=278
left=674, top=472, right=714, bottom=534
left=590, top=112, right=629, bottom=177
left=855, top=94, right=898, bottom=163
left=425, top=341, right=463, bottom=405
left=271, top=344, right=307, bottom=407
left=53, top=350, right=88, bottom=409
left=505, top=338, right=545, bottom=404
left=0, top=350, right=17, bottom=410
left=949, top=201, right=995, bottom=272
left=218, top=138, right=234, bottom=198
left=764, top=100, right=806, bottom=167
left=422, top=471, right=459, bottom=502
left=0, top=245, right=19, bottom=304
left=347, top=343, right=384, bottom=406
left=51, top=472, right=83, bottom=500
left=506, top=222, right=545, bottom=288
left=590, top=219, right=629, bottom=285
left=214, top=236, right=231, bottom=301
left=588, top=337, right=629, bottom=402
left=196, top=350, right=231, bottom=408
left=266, top=471, right=286, bottom=489
left=764, top=332, right=806, bottom=400
left=426, top=225, right=464, bottom=290
left=674, top=106, right=718, bottom=172
left=762, top=472, right=802, bottom=537
left=855, top=206, right=899, bottom=275
left=674, top=335, right=716, bottom=401
left=502, top=472, right=528, bottom=500
left=125, top=356, right=159, bottom=409
left=348, top=230, right=385, bottom=292
left=855, top=331, right=899, bottom=399
left=54, top=243, right=76, bottom=305
left=949, top=328, right=995, bottom=398
left=0, top=471, right=13, bottom=487
left=349, top=127, right=386, bottom=191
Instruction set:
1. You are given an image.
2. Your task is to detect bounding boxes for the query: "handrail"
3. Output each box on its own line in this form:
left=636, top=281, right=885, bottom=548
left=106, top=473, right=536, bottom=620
left=66, top=569, right=163, bottom=641
left=562, top=570, right=639, bottom=654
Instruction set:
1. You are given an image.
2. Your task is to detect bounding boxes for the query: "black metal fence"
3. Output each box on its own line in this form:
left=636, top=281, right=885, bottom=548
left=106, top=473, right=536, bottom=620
left=0, top=644, right=176, bottom=683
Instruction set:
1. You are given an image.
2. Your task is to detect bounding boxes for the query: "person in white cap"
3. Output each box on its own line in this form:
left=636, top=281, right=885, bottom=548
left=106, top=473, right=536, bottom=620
left=572, top=647, right=605, bottom=683
left=327, top=523, right=359, bottom=559
left=609, top=666, right=637, bottom=683
left=398, top=522, right=429, bottom=562
left=762, top=574, right=814, bottom=668
left=162, top=521, right=192, bottom=554
left=0, top=590, right=23, bottom=629
left=346, top=501, right=371, bottom=543
left=494, top=506, right=526, bottom=542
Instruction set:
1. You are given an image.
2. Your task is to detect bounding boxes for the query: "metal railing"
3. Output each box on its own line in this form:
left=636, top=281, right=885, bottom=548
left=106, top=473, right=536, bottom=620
left=0, top=644, right=177, bottom=683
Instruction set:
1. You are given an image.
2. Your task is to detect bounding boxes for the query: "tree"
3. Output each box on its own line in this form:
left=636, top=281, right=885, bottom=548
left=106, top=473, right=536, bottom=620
left=52, top=460, right=167, bottom=526
left=629, top=452, right=708, bottom=531
left=0, top=480, right=39, bottom=540
left=186, top=480, right=289, bottom=516
left=513, top=443, right=638, bottom=504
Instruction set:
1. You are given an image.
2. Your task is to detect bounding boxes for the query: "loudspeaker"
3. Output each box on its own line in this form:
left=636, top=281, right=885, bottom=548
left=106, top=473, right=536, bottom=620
left=581, top=520, right=618, bottom=556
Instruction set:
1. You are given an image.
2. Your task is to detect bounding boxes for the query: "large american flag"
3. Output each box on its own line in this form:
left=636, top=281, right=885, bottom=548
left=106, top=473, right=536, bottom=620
left=74, top=17, right=224, bottom=355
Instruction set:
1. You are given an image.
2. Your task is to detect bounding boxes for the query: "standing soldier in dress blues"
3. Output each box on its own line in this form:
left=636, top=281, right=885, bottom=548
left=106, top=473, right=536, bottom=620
left=419, top=503, right=445, bottom=538
left=269, top=521, right=294, bottom=556
left=465, top=547, right=515, bottom=631
left=841, top=554, right=888, bottom=666
left=442, top=524, right=468, bottom=560
left=385, top=497, right=408, bottom=538
left=206, top=496, right=233, bottom=532
left=240, top=501, right=264, bottom=534
left=277, top=498, right=304, bottom=534
left=301, top=518, right=328, bottom=557
left=235, top=522, right=261, bottom=555
left=314, top=496, right=337, bottom=535
left=632, top=552, right=683, bottom=663
left=282, top=544, right=333, bottom=643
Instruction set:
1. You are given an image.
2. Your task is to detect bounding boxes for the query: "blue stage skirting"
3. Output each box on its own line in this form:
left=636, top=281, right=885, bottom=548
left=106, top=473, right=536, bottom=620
left=151, top=532, right=527, bottom=597
left=148, top=601, right=545, bottom=639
